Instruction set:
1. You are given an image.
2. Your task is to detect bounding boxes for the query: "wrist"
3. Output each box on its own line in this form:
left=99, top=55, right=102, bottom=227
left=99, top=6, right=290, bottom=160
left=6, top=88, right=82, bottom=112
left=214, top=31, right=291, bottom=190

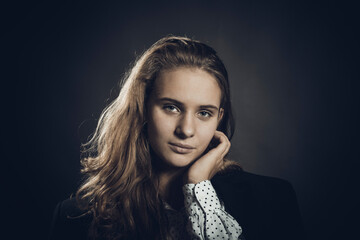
left=183, top=172, right=207, bottom=184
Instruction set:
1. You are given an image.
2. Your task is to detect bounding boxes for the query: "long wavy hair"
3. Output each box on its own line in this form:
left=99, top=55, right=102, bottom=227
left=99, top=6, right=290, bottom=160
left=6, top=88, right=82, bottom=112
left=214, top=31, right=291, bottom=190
left=76, top=36, right=241, bottom=239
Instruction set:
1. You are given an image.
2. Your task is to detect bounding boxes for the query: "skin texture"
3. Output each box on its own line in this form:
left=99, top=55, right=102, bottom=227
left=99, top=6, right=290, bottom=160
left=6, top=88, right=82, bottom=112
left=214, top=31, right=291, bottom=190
left=147, top=67, right=231, bottom=192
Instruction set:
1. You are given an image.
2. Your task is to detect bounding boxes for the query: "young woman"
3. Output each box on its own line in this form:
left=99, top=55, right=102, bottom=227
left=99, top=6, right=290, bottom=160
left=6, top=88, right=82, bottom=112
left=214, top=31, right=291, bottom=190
left=50, top=36, right=305, bottom=240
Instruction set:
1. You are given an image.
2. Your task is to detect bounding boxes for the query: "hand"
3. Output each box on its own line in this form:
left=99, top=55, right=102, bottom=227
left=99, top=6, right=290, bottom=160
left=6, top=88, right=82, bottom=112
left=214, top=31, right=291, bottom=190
left=184, top=131, right=231, bottom=184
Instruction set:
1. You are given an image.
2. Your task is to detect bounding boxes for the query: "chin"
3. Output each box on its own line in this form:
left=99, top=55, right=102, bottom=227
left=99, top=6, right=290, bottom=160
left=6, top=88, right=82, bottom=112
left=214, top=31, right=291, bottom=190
left=163, top=152, right=201, bottom=168
left=155, top=152, right=187, bottom=167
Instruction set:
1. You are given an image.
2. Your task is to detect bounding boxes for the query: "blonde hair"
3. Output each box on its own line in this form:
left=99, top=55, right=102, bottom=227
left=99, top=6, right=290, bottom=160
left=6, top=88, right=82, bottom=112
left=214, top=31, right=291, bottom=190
left=76, top=36, right=241, bottom=239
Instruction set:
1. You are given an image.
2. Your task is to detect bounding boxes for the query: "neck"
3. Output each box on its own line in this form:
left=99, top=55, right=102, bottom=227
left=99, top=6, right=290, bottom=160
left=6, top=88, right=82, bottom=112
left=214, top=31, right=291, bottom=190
left=155, top=164, right=187, bottom=210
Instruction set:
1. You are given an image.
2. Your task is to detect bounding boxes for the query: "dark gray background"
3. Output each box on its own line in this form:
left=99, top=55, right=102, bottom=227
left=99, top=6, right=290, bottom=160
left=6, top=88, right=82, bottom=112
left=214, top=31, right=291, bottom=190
left=4, top=0, right=358, bottom=239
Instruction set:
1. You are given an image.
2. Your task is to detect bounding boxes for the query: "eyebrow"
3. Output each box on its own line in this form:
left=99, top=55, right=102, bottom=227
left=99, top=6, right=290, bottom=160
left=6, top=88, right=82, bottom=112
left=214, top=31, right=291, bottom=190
left=158, top=97, right=219, bottom=111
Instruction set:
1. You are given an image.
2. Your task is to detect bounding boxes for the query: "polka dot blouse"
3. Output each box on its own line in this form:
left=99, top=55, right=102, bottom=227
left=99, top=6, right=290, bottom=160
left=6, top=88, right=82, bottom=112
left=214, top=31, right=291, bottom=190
left=164, top=180, right=243, bottom=240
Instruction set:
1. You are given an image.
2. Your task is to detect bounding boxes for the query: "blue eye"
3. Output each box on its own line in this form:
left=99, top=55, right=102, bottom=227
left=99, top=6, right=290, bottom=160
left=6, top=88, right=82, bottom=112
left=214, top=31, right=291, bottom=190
left=199, top=111, right=212, bottom=118
left=164, top=105, right=180, bottom=113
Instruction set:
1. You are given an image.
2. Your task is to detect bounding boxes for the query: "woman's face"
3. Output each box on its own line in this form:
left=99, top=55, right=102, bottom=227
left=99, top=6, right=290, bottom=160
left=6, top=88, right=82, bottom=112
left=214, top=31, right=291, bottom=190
left=147, top=67, right=224, bottom=169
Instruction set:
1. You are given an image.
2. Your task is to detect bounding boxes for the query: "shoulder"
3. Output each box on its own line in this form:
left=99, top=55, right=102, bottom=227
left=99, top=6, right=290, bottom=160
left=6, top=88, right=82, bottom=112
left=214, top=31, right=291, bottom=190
left=49, top=198, right=92, bottom=240
left=56, top=198, right=91, bottom=219
left=212, top=168, right=295, bottom=198
left=212, top=168, right=305, bottom=240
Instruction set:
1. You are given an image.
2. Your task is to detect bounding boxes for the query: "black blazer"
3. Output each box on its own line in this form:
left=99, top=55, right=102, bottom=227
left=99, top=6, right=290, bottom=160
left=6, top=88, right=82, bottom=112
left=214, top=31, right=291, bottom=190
left=50, top=170, right=305, bottom=240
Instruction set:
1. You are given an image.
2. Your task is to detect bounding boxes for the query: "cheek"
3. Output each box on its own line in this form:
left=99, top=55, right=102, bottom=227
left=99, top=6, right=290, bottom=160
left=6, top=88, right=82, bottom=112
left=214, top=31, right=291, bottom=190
left=197, top=122, right=218, bottom=148
left=147, top=110, right=174, bottom=141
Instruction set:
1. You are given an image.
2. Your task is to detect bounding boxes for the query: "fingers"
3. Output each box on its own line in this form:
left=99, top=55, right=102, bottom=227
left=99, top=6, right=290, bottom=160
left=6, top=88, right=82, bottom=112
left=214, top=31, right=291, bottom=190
left=212, top=131, right=231, bottom=159
left=185, top=131, right=231, bottom=183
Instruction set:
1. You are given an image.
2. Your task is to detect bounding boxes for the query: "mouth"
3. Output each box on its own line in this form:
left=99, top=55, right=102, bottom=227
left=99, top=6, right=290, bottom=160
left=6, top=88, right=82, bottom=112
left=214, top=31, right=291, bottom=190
left=168, top=142, right=195, bottom=154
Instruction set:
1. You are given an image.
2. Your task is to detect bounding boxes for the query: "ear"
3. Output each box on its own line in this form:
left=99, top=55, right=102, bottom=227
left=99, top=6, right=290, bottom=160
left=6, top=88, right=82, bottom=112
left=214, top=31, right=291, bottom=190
left=217, top=108, right=224, bottom=126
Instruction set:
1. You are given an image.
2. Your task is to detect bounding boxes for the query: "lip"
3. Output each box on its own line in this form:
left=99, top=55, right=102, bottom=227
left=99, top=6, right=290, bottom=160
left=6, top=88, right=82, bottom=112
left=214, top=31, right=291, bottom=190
left=169, top=142, right=195, bottom=154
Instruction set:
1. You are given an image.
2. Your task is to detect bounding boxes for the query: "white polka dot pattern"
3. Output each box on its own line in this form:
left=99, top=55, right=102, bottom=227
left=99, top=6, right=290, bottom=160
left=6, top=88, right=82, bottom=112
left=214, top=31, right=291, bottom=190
left=182, top=180, right=243, bottom=240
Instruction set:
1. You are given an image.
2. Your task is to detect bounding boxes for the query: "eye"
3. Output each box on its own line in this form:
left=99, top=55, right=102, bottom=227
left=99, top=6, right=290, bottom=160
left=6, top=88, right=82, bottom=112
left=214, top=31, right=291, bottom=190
left=163, top=105, right=180, bottom=113
left=198, top=111, right=213, bottom=118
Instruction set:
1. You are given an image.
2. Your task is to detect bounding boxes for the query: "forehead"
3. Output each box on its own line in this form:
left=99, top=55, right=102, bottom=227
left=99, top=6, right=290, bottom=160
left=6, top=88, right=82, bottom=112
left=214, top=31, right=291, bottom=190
left=152, top=67, right=222, bottom=106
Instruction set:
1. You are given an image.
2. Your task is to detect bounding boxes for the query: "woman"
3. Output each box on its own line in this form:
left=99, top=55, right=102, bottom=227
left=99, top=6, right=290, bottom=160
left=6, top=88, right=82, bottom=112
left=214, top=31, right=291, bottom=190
left=50, top=36, right=305, bottom=240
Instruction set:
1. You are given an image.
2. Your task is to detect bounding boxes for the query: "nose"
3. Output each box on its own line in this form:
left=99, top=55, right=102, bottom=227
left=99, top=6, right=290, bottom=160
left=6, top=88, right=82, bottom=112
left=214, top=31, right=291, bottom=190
left=175, top=112, right=195, bottom=139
